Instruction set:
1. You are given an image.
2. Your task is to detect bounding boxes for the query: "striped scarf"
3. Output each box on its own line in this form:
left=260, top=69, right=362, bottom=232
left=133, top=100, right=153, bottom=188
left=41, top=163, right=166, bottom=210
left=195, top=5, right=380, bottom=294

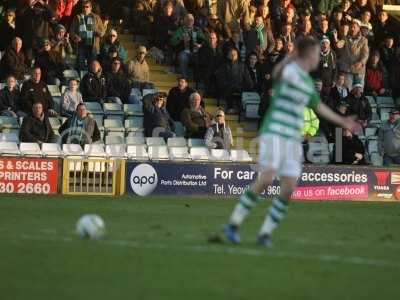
left=255, top=24, right=264, bottom=46
left=78, top=14, right=94, bottom=46
left=69, top=114, right=85, bottom=143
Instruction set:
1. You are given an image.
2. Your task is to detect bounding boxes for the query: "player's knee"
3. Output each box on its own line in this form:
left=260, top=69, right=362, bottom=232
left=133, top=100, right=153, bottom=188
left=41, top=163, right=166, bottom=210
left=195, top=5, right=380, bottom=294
left=258, top=170, right=275, bottom=187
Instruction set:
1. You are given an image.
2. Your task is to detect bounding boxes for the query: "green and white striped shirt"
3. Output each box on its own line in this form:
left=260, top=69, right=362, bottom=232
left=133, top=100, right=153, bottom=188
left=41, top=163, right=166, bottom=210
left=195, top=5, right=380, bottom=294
left=260, top=62, right=320, bottom=141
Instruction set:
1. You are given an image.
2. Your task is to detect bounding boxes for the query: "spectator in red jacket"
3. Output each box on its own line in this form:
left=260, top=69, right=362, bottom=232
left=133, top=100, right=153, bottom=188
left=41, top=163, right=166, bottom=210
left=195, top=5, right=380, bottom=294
left=365, top=50, right=388, bottom=96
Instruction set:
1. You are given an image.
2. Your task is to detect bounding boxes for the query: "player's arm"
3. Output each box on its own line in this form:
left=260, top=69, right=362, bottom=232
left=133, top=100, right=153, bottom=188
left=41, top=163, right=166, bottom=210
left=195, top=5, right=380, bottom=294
left=314, top=102, right=359, bottom=132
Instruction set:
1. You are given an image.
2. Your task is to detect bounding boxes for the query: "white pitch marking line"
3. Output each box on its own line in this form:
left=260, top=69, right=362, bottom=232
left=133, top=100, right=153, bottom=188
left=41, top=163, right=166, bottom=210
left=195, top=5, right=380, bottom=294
left=2, top=233, right=398, bottom=269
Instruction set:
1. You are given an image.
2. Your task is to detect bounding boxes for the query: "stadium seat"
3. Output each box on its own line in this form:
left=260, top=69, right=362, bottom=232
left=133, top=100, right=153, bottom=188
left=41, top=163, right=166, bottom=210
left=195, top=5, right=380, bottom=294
left=169, top=146, right=190, bottom=161
left=370, top=152, right=383, bottom=166
left=130, top=88, right=142, bottom=98
left=142, top=88, right=157, bottom=97
left=376, top=96, right=394, bottom=108
left=49, top=117, right=61, bottom=130
left=125, top=136, right=146, bottom=145
left=63, top=69, right=79, bottom=80
left=368, top=140, right=379, bottom=154
left=188, top=138, right=206, bottom=148
left=61, top=85, right=67, bottom=94
left=189, top=147, right=210, bottom=161
left=84, top=144, right=106, bottom=157
left=241, top=92, right=261, bottom=106
left=126, top=131, right=145, bottom=137
left=210, top=149, right=231, bottom=161
left=0, top=116, right=19, bottom=129
left=126, top=145, right=149, bottom=160
left=80, top=70, right=88, bottom=79
left=167, top=137, right=187, bottom=147
left=174, top=121, right=185, bottom=137
left=104, top=119, right=125, bottom=133
left=366, top=96, right=377, bottom=109
left=47, top=85, right=61, bottom=96
left=124, top=104, right=144, bottom=117
left=148, top=145, right=169, bottom=160
left=19, top=143, right=42, bottom=157
left=146, top=137, right=166, bottom=146
left=0, top=132, right=19, bottom=143
left=105, top=135, right=125, bottom=145
left=0, top=141, right=20, bottom=156
left=85, top=102, right=103, bottom=115
left=103, top=103, right=123, bottom=117
left=105, top=144, right=127, bottom=158
left=230, top=150, right=252, bottom=162
left=53, top=96, right=62, bottom=113
left=41, top=143, right=63, bottom=157
left=307, top=142, right=330, bottom=164
left=63, top=144, right=84, bottom=156
left=365, top=127, right=377, bottom=138
left=92, top=115, right=104, bottom=132
left=125, top=117, right=144, bottom=132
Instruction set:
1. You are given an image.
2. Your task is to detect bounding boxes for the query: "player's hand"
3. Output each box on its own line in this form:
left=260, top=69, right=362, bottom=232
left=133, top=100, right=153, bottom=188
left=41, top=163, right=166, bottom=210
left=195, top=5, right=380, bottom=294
left=343, top=117, right=361, bottom=133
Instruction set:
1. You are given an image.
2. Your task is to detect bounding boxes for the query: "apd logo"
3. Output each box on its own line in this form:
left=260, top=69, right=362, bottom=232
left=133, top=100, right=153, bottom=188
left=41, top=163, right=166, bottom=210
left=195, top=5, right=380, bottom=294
left=130, top=163, right=158, bottom=196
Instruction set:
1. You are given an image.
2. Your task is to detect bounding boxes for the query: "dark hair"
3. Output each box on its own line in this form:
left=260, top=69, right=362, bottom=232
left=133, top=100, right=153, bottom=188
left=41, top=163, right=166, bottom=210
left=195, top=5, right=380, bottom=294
left=295, top=37, right=319, bottom=58
left=76, top=102, right=86, bottom=110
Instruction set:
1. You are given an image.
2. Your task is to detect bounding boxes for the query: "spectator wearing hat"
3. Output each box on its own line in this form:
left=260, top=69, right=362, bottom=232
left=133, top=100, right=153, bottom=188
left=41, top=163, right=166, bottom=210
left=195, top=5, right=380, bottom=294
left=314, top=37, right=337, bottom=90
left=35, top=38, right=66, bottom=85
left=127, top=45, right=153, bottom=95
left=51, top=24, right=74, bottom=64
left=61, top=78, right=83, bottom=117
left=0, top=75, right=23, bottom=118
left=105, top=57, right=131, bottom=104
left=332, top=127, right=366, bottom=165
left=20, top=67, right=57, bottom=116
left=378, top=109, right=400, bottom=166
left=364, top=50, right=389, bottom=96
left=345, top=82, right=372, bottom=127
left=100, top=29, right=127, bottom=62
left=170, top=13, right=206, bottom=78
left=166, top=77, right=195, bottom=122
left=336, top=20, right=369, bottom=90
left=80, top=59, right=108, bottom=103
left=20, top=101, right=55, bottom=144
left=70, top=0, right=105, bottom=71
left=181, top=92, right=212, bottom=138
left=205, top=109, right=233, bottom=150
left=144, top=92, right=176, bottom=140
left=59, top=102, right=100, bottom=146
left=0, top=9, right=16, bottom=52
left=0, top=37, right=26, bottom=81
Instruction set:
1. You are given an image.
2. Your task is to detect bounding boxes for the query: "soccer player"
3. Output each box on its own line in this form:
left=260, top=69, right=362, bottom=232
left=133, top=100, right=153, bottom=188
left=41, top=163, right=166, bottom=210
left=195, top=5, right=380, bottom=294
left=223, top=37, right=359, bottom=247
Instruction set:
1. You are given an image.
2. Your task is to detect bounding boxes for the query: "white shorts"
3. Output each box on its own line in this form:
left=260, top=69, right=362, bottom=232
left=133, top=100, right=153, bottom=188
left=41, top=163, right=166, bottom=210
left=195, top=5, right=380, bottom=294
left=258, top=133, right=303, bottom=178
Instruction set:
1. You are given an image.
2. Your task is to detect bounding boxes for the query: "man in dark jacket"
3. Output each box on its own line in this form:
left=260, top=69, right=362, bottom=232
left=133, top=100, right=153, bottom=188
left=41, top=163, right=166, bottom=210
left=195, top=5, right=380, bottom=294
left=313, top=37, right=337, bottom=90
left=0, top=75, right=23, bottom=117
left=0, top=9, right=17, bottom=52
left=80, top=59, right=107, bottom=102
left=0, top=37, right=26, bottom=81
left=59, top=102, right=100, bottom=145
left=346, top=82, right=372, bottom=127
left=20, top=67, right=56, bottom=115
left=166, top=77, right=195, bottom=121
left=145, top=92, right=175, bottom=140
left=105, top=57, right=130, bottom=104
left=20, top=101, right=55, bottom=143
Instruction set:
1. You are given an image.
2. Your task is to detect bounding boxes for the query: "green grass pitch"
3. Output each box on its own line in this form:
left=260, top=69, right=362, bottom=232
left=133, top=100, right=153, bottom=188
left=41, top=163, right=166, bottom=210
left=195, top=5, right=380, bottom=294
left=1, top=194, right=399, bottom=299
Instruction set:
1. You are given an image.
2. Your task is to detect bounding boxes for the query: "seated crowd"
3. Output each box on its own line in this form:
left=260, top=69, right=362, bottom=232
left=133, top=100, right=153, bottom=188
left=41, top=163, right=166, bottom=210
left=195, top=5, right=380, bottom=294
left=0, top=0, right=400, bottom=165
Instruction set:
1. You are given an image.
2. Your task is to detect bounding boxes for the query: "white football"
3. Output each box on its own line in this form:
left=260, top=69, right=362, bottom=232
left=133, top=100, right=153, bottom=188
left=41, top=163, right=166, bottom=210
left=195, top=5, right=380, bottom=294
left=76, top=214, right=105, bottom=239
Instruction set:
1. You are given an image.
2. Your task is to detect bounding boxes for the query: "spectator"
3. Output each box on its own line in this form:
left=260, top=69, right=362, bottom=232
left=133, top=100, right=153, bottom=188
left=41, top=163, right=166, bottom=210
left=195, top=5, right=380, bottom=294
left=129, top=0, right=153, bottom=38
left=296, top=19, right=314, bottom=39
left=215, top=47, right=252, bottom=114
left=49, top=0, right=75, bottom=22
left=246, top=52, right=263, bottom=93
left=153, top=1, right=179, bottom=51
left=198, top=31, right=223, bottom=96
left=279, top=22, right=295, bottom=46
left=329, top=6, right=344, bottom=32
left=181, top=92, right=211, bottom=138
left=170, top=13, right=206, bottom=78
left=243, top=15, right=274, bottom=58
left=59, top=102, right=100, bottom=145
left=20, top=101, right=55, bottom=143
left=216, top=0, right=251, bottom=38
left=127, top=45, right=153, bottom=91
left=314, top=19, right=331, bottom=41
left=360, top=9, right=373, bottom=43
left=379, top=36, right=395, bottom=73
left=16, top=0, right=55, bottom=63
left=222, top=30, right=247, bottom=62
left=0, top=37, right=26, bottom=81
left=333, top=128, right=366, bottom=164
left=106, top=57, right=130, bottom=104
left=378, top=109, right=400, bottom=166
left=337, top=20, right=369, bottom=90
left=0, top=75, right=23, bottom=118
left=70, top=0, right=105, bottom=71
left=100, top=45, right=122, bottom=74
left=35, top=38, right=66, bottom=85
left=364, top=50, right=388, bottom=96
left=345, top=82, right=372, bottom=127
left=61, top=78, right=83, bottom=117
left=348, top=0, right=371, bottom=20
left=330, top=72, right=350, bottom=105
left=374, top=10, right=397, bottom=47
left=314, top=37, right=337, bottom=90
left=205, top=109, right=233, bottom=150
left=20, top=67, right=56, bottom=115
left=389, top=48, right=400, bottom=99
left=260, top=37, right=285, bottom=79
left=100, top=28, right=127, bottom=62
left=80, top=59, right=107, bottom=103
left=166, top=77, right=195, bottom=121
left=204, top=14, right=228, bottom=41
left=302, top=106, right=320, bottom=163
left=145, top=92, right=176, bottom=139
left=0, top=9, right=16, bottom=52
left=50, top=24, right=74, bottom=65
